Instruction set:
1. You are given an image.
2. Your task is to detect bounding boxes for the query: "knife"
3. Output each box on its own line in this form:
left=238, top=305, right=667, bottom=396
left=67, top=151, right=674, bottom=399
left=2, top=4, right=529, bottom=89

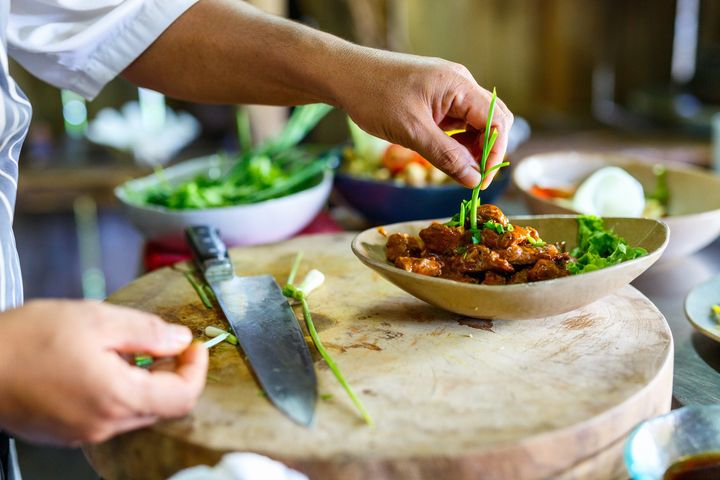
left=185, top=225, right=317, bottom=426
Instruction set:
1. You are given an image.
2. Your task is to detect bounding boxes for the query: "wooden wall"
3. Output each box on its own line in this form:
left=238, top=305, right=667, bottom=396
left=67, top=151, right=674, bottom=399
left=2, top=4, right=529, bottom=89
left=299, top=0, right=684, bottom=127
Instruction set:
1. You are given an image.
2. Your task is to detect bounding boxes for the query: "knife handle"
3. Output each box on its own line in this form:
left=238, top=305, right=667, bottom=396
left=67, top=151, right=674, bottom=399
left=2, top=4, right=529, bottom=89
left=185, top=226, right=233, bottom=277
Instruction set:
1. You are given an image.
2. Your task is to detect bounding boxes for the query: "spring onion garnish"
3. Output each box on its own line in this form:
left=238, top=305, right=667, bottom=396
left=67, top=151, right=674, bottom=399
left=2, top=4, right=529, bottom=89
left=205, top=325, right=238, bottom=346
left=448, top=88, right=511, bottom=240
left=133, top=334, right=228, bottom=368
left=179, top=269, right=215, bottom=309
left=527, top=236, right=546, bottom=247
left=282, top=252, right=373, bottom=426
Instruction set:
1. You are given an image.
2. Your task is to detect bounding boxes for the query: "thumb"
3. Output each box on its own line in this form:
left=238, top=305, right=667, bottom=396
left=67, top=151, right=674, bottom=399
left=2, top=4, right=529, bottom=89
left=98, top=305, right=193, bottom=356
left=410, top=122, right=481, bottom=188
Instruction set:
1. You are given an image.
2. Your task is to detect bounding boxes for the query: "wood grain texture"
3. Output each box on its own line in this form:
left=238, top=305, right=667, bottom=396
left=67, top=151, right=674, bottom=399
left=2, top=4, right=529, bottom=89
left=85, top=233, right=673, bottom=480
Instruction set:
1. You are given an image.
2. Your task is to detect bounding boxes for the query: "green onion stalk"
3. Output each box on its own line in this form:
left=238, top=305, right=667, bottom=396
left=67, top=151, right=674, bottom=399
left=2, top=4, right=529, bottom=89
left=463, top=88, right=510, bottom=241
left=282, top=252, right=374, bottom=426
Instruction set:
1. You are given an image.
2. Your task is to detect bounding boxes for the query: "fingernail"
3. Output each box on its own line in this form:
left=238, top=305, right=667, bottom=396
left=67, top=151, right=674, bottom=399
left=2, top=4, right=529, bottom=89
left=461, top=165, right=482, bottom=188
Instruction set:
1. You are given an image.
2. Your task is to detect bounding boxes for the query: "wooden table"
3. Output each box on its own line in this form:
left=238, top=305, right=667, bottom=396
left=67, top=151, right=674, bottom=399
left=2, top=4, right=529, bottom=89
left=85, top=233, right=673, bottom=480
left=497, top=197, right=720, bottom=407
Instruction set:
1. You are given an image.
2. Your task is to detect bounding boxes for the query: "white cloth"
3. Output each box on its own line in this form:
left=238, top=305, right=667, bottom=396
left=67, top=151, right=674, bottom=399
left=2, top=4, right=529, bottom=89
left=168, top=453, right=309, bottom=480
left=7, top=0, right=199, bottom=100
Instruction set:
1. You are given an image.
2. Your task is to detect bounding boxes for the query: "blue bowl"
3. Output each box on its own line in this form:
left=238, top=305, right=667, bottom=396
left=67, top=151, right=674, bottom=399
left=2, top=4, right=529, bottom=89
left=334, top=168, right=511, bottom=224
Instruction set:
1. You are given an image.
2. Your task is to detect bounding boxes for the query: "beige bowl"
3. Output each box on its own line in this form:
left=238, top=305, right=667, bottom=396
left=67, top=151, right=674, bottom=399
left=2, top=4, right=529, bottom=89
left=512, top=152, right=720, bottom=258
left=351, top=215, right=668, bottom=320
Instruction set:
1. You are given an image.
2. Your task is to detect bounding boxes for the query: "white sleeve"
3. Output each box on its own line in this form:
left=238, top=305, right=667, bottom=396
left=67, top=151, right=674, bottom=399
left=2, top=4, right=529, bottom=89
left=7, top=0, right=199, bottom=100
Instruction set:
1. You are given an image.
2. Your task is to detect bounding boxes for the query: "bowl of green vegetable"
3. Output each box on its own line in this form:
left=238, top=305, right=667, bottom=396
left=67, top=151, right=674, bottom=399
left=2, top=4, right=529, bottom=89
left=115, top=104, right=336, bottom=248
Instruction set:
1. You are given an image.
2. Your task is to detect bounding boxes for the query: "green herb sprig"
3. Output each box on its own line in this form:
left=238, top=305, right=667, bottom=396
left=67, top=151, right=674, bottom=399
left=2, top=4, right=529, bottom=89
left=282, top=252, right=374, bottom=426
left=448, top=88, right=510, bottom=239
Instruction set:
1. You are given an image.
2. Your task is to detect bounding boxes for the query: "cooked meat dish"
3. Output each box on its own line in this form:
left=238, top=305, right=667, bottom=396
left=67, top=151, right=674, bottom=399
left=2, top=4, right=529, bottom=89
left=385, top=204, right=572, bottom=285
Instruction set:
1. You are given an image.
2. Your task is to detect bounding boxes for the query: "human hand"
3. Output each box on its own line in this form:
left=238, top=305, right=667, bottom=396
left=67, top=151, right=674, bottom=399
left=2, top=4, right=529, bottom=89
left=335, top=50, right=513, bottom=189
left=0, top=300, right=207, bottom=446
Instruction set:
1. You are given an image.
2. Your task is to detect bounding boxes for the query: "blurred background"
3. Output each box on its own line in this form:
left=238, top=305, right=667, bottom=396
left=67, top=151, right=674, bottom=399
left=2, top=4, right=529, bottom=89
left=12, top=0, right=719, bottom=477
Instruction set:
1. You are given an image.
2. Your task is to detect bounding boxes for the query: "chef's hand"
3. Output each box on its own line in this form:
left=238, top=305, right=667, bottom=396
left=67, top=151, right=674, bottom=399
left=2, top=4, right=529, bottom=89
left=0, top=300, right=207, bottom=446
left=337, top=52, right=514, bottom=189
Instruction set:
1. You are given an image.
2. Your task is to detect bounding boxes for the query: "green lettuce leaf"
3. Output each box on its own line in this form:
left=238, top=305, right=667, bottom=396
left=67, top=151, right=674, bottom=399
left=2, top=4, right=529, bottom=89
left=567, top=215, right=647, bottom=275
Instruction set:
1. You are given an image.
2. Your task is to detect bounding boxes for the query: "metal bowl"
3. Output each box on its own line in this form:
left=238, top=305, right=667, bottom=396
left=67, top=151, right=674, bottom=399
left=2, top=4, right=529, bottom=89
left=624, top=405, right=720, bottom=479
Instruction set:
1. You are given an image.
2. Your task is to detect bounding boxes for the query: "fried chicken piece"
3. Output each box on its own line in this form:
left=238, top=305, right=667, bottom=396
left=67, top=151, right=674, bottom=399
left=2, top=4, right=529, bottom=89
left=386, top=233, right=424, bottom=262
left=527, top=259, right=569, bottom=282
left=482, top=271, right=507, bottom=285
left=448, top=244, right=514, bottom=274
left=483, top=225, right=537, bottom=250
left=476, top=204, right=509, bottom=227
left=394, top=256, right=443, bottom=277
left=419, top=223, right=465, bottom=255
left=500, top=243, right=562, bottom=265
left=507, top=269, right=529, bottom=284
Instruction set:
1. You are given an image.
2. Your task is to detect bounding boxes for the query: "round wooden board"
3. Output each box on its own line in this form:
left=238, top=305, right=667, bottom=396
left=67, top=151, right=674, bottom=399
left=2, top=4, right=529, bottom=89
left=85, top=233, right=673, bottom=480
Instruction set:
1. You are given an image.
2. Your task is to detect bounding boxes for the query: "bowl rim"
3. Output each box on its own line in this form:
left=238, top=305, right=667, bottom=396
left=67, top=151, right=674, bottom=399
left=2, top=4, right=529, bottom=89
left=335, top=161, right=514, bottom=192
left=511, top=151, right=720, bottom=219
left=114, top=154, right=334, bottom=214
left=351, top=214, right=669, bottom=291
left=684, top=274, right=720, bottom=343
left=623, top=404, right=720, bottom=477
left=335, top=170, right=470, bottom=191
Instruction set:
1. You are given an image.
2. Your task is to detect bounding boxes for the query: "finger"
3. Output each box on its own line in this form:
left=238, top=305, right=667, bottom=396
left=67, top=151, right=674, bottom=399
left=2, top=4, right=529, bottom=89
left=96, top=304, right=193, bottom=356
left=133, top=341, right=208, bottom=418
left=450, top=129, right=481, bottom=159
left=410, top=120, right=481, bottom=188
left=102, top=415, right=159, bottom=442
left=438, top=117, right=466, bottom=132
left=445, top=87, right=513, bottom=190
left=480, top=125, right=511, bottom=190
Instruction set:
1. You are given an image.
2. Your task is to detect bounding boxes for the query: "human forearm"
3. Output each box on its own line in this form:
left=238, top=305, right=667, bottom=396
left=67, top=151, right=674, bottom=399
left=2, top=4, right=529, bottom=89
left=123, top=0, right=357, bottom=106
left=125, top=0, right=514, bottom=187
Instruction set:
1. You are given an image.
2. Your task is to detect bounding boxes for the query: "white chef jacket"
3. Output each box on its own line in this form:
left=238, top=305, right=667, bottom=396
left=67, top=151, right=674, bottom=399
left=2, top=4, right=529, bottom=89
left=0, top=1, right=197, bottom=478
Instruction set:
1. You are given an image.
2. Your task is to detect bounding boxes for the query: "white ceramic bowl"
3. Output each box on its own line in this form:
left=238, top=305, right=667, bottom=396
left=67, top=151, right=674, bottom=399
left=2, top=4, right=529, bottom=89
left=115, top=155, right=333, bottom=248
left=513, top=151, right=720, bottom=258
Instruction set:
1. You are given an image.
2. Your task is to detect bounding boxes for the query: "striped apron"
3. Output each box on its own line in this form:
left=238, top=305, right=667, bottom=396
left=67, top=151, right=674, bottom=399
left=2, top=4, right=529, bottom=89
left=0, top=0, right=33, bottom=476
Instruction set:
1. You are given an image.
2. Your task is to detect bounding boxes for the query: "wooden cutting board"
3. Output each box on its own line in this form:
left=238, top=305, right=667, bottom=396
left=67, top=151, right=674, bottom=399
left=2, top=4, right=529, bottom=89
left=84, top=233, right=673, bottom=480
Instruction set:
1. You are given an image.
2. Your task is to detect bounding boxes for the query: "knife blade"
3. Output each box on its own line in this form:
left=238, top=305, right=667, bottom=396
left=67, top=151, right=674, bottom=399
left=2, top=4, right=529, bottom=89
left=185, top=225, right=317, bottom=426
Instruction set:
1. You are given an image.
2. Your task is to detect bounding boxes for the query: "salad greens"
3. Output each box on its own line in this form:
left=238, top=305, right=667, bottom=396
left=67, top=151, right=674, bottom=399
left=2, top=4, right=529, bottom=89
left=567, top=215, right=647, bottom=275
left=135, top=104, right=334, bottom=210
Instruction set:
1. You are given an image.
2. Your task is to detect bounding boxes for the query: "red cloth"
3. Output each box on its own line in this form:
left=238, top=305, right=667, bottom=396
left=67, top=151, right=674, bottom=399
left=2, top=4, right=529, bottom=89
left=143, top=211, right=343, bottom=271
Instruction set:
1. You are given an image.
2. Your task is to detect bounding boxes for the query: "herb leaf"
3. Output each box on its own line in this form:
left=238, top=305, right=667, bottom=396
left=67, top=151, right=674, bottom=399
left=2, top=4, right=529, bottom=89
left=567, top=215, right=647, bottom=274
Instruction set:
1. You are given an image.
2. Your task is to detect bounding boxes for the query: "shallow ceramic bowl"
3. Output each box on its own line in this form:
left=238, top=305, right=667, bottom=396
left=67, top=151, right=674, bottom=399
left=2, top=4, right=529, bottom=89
left=512, top=151, right=720, bottom=258
left=624, top=405, right=720, bottom=479
left=116, top=155, right=333, bottom=248
left=351, top=215, right=668, bottom=320
left=684, top=275, right=720, bottom=343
